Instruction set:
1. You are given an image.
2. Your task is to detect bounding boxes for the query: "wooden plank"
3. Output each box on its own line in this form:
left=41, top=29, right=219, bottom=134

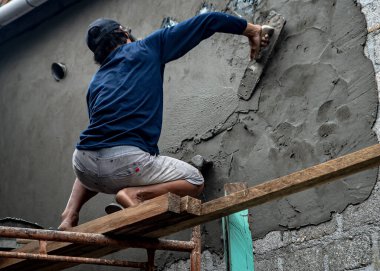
left=146, top=143, right=380, bottom=238
left=237, top=11, right=286, bottom=100
left=224, top=183, right=248, bottom=195
left=180, top=196, right=201, bottom=216
left=223, top=183, right=254, bottom=271
left=0, top=193, right=183, bottom=271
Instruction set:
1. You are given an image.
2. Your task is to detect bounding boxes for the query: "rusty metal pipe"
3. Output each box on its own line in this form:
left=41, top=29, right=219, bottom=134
left=0, top=226, right=195, bottom=252
left=146, top=249, right=156, bottom=271
left=0, top=251, right=146, bottom=268
left=190, top=226, right=201, bottom=271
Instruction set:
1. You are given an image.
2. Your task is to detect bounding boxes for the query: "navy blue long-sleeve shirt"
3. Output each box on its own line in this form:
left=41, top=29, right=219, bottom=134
left=77, top=12, right=247, bottom=154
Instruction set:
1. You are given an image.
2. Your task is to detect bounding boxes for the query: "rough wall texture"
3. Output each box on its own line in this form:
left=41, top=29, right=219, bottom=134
left=254, top=0, right=380, bottom=270
left=177, top=0, right=378, bottom=239
left=0, top=0, right=378, bottom=270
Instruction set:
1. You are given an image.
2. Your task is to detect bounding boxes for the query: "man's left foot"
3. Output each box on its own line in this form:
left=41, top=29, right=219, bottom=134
left=58, top=211, right=79, bottom=231
left=57, top=220, right=75, bottom=231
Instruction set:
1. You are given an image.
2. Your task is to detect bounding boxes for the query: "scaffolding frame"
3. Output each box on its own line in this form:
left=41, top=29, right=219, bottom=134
left=0, top=225, right=201, bottom=270
left=1, top=144, right=380, bottom=270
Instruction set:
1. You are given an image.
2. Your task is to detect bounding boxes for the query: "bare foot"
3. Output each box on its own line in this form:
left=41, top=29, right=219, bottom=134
left=58, top=211, right=79, bottom=231
left=115, top=188, right=144, bottom=208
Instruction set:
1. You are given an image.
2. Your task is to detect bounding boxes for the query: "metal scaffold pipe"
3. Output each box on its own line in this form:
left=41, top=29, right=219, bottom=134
left=0, top=226, right=195, bottom=252
left=0, top=251, right=147, bottom=268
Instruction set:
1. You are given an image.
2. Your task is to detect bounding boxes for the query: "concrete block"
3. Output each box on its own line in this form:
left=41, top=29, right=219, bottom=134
left=201, top=250, right=226, bottom=271
left=358, top=0, right=374, bottom=7
left=282, top=246, right=324, bottom=271
left=290, top=218, right=337, bottom=244
left=254, top=231, right=284, bottom=254
left=372, top=33, right=380, bottom=66
left=342, top=186, right=380, bottom=231
left=164, top=250, right=226, bottom=271
left=359, top=0, right=380, bottom=27
left=164, top=259, right=190, bottom=271
left=349, top=265, right=376, bottom=271
left=254, top=257, right=279, bottom=271
left=325, top=235, right=372, bottom=271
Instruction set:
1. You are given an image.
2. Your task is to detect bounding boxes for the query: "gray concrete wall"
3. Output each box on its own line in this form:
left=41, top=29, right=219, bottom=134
left=254, top=0, right=380, bottom=270
left=0, top=0, right=378, bottom=270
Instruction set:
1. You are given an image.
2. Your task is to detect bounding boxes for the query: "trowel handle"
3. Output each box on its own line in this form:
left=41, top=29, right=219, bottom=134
left=261, top=25, right=275, bottom=38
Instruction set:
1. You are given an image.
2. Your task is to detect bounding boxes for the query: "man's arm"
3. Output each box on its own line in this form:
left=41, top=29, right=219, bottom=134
left=145, top=12, right=266, bottom=64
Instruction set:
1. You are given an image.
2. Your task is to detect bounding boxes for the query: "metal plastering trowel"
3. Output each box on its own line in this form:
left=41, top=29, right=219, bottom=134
left=237, top=11, right=286, bottom=101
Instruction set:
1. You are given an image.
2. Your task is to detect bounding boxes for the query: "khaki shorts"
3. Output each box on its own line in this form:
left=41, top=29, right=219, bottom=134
left=72, top=146, right=204, bottom=194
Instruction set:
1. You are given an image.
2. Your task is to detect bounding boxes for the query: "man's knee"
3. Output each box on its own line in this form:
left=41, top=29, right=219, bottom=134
left=115, top=189, right=127, bottom=203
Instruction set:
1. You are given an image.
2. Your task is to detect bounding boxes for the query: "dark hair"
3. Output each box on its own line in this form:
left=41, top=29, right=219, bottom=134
left=88, top=27, right=130, bottom=65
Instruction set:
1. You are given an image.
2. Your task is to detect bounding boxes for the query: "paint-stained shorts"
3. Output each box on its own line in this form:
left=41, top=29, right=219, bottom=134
left=72, top=146, right=204, bottom=194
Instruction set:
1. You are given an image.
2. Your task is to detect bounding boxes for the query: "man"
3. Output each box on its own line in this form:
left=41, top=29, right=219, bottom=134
left=58, top=12, right=270, bottom=230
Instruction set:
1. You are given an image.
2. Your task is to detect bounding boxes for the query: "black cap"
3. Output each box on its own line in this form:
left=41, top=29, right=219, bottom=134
left=86, top=18, right=121, bottom=52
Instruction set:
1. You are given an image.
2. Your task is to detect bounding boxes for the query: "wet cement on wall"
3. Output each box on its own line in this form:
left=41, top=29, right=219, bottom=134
left=0, top=0, right=378, bottom=269
left=252, top=1, right=380, bottom=270
left=168, top=0, right=379, bottom=239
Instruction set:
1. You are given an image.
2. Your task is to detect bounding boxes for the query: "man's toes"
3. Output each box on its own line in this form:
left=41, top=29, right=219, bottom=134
left=58, top=221, right=72, bottom=231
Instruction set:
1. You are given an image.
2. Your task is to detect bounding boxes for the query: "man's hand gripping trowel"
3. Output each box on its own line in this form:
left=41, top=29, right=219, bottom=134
left=238, top=12, right=286, bottom=100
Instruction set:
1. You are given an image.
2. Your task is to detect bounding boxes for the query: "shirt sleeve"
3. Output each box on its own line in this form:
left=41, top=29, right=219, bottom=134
left=144, top=12, right=247, bottom=64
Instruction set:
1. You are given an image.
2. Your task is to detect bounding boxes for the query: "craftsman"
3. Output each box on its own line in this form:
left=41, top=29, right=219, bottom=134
left=58, top=12, right=270, bottom=230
